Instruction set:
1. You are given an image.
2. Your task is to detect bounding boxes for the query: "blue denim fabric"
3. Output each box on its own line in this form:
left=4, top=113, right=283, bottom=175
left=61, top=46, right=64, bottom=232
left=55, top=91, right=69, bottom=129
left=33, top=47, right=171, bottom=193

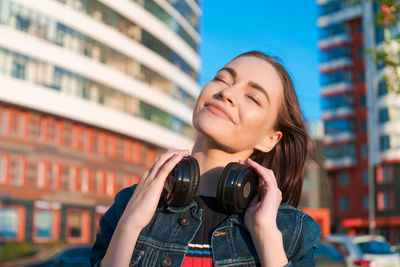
left=90, top=185, right=321, bottom=267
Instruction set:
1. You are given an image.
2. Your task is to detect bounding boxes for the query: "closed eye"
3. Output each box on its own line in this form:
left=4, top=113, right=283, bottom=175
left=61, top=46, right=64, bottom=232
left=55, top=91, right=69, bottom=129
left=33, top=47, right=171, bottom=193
left=213, top=76, right=228, bottom=84
left=247, top=95, right=260, bottom=105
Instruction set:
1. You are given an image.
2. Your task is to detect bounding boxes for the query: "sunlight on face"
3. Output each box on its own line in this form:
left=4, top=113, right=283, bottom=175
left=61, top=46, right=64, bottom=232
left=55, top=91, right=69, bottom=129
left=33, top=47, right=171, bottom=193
left=192, top=56, right=283, bottom=153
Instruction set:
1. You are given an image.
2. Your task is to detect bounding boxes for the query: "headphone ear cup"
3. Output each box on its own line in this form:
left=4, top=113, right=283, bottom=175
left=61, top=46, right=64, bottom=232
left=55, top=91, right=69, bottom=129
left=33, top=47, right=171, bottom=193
left=181, top=156, right=200, bottom=206
left=164, top=156, right=199, bottom=207
left=217, top=163, right=259, bottom=214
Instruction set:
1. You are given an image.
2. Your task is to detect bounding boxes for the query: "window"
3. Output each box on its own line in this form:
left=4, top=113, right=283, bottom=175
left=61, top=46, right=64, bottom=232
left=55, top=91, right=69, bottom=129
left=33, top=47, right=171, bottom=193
left=60, top=165, right=70, bottom=191
left=0, top=205, right=25, bottom=242
left=27, top=112, right=42, bottom=140
left=106, top=172, right=115, bottom=196
left=66, top=210, right=90, bottom=243
left=359, top=70, right=365, bottom=82
left=10, top=109, right=25, bottom=137
left=380, top=135, right=390, bottom=151
left=62, top=121, right=73, bottom=146
left=116, top=138, right=125, bottom=159
left=132, top=141, right=142, bottom=164
left=0, top=106, right=10, bottom=135
left=80, top=168, right=90, bottom=193
left=339, top=196, right=350, bottom=211
left=9, top=155, right=25, bottom=186
left=34, top=210, right=53, bottom=239
left=107, top=135, right=116, bottom=157
left=378, top=80, right=387, bottom=96
left=361, top=144, right=368, bottom=159
left=360, top=95, right=366, bottom=107
left=95, top=170, right=105, bottom=195
left=377, top=165, right=393, bottom=184
left=379, top=108, right=389, bottom=123
left=0, top=154, right=8, bottom=184
left=361, top=119, right=367, bottom=132
left=362, top=170, right=369, bottom=185
left=362, top=195, right=369, bottom=211
left=377, top=191, right=394, bottom=211
left=338, top=171, right=349, bottom=186
left=45, top=117, right=58, bottom=144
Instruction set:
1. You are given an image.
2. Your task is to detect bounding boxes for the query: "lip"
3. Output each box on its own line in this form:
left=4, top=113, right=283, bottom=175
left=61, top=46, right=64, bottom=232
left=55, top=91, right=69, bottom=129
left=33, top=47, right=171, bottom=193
left=204, top=102, right=234, bottom=123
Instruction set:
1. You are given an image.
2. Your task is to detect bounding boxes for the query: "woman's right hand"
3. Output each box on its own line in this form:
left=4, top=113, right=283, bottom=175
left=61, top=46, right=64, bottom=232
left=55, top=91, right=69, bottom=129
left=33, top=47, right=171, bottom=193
left=121, top=149, right=190, bottom=230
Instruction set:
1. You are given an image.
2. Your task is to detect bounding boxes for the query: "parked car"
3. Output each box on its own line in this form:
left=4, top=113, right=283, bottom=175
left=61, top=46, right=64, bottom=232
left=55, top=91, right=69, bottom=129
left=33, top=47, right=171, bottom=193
left=314, top=239, right=346, bottom=267
left=27, top=246, right=91, bottom=267
left=326, top=234, right=400, bottom=267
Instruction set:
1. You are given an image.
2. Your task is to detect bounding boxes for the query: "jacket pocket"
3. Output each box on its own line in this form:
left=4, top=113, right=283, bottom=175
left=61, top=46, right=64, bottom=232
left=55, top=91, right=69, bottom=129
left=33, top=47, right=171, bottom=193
left=129, top=249, right=144, bottom=267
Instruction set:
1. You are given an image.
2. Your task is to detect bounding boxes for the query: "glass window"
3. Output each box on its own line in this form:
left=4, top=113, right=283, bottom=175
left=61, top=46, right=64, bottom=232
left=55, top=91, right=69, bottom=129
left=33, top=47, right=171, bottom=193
left=380, top=135, right=390, bottom=151
left=35, top=210, right=53, bottom=238
left=339, top=196, right=350, bottom=211
left=0, top=154, right=7, bottom=184
left=338, top=171, right=349, bottom=186
left=324, top=119, right=354, bottom=135
left=361, top=144, right=368, bottom=159
left=106, top=172, right=115, bottom=196
left=379, top=108, right=389, bottom=123
left=0, top=208, right=19, bottom=239
left=378, top=80, right=387, bottom=96
left=9, top=155, right=24, bottom=186
left=0, top=107, right=10, bottom=135
left=377, top=191, right=394, bottom=210
left=362, top=170, right=369, bottom=185
left=362, top=195, right=369, bottom=211
left=67, top=212, right=82, bottom=238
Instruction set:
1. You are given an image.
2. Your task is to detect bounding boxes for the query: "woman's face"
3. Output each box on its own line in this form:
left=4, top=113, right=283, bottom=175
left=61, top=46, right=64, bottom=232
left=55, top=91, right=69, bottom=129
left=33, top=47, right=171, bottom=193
left=192, top=56, right=283, bottom=153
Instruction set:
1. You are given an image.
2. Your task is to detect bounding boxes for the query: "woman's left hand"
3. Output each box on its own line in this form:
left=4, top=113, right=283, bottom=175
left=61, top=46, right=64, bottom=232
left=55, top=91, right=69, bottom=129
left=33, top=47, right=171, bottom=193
left=243, top=158, right=282, bottom=234
left=242, top=158, right=288, bottom=267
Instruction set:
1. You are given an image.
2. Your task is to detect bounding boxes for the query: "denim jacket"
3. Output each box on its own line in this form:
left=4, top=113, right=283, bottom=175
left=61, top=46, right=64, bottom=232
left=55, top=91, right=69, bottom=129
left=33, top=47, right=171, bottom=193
left=90, top=185, right=321, bottom=267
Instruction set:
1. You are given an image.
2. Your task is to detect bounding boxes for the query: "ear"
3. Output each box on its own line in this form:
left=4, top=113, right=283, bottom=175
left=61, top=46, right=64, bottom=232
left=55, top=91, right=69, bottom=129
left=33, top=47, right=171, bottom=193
left=254, top=131, right=283, bottom=153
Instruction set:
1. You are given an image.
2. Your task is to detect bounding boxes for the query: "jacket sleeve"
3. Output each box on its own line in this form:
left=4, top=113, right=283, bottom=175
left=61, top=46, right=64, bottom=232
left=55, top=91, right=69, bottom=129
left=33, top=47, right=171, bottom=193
left=286, top=212, right=321, bottom=267
left=89, top=186, right=135, bottom=267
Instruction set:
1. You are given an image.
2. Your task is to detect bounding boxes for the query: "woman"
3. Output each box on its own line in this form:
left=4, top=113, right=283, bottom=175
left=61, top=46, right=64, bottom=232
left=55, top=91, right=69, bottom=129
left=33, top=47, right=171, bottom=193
left=90, top=51, right=321, bottom=267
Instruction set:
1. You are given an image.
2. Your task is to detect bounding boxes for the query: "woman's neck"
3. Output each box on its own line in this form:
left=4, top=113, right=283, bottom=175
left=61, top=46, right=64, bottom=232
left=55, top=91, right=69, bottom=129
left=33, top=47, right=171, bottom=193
left=191, top=134, right=253, bottom=197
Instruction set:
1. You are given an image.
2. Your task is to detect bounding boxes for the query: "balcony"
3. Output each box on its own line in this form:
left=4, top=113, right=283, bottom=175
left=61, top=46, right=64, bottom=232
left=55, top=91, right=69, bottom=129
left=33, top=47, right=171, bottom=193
left=320, top=57, right=353, bottom=73
left=317, top=4, right=362, bottom=28
left=321, top=80, right=353, bottom=96
left=325, top=156, right=356, bottom=169
left=322, top=106, right=355, bottom=120
left=324, top=132, right=355, bottom=144
left=319, top=33, right=351, bottom=50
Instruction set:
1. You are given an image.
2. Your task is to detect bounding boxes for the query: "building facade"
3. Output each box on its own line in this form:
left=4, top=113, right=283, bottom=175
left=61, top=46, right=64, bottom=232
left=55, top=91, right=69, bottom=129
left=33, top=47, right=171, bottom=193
left=317, top=0, right=400, bottom=243
left=0, top=0, right=200, bottom=245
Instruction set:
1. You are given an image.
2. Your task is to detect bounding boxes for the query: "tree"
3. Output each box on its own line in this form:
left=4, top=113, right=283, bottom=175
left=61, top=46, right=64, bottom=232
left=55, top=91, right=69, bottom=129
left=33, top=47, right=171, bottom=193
left=366, top=0, right=400, bottom=93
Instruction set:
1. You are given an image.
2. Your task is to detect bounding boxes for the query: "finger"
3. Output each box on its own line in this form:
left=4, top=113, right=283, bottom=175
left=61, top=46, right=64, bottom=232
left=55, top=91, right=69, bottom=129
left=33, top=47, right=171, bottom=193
left=147, top=149, right=188, bottom=179
left=154, top=150, right=190, bottom=183
left=246, top=158, right=278, bottom=187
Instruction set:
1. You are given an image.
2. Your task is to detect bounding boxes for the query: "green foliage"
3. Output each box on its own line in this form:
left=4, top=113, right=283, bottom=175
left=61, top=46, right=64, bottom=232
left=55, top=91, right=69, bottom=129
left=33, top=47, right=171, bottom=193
left=0, top=241, right=63, bottom=263
left=366, top=0, right=400, bottom=93
left=0, top=242, right=37, bottom=262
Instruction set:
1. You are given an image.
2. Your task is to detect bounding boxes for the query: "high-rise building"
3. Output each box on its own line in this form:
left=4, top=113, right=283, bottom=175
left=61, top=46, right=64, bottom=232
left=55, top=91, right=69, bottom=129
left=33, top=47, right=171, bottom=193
left=0, top=0, right=200, bottom=245
left=317, top=0, right=400, bottom=243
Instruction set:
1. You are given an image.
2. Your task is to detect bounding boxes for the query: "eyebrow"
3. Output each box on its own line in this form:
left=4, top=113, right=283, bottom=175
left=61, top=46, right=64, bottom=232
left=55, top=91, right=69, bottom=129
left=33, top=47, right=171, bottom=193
left=247, top=81, right=270, bottom=103
left=218, top=67, right=271, bottom=103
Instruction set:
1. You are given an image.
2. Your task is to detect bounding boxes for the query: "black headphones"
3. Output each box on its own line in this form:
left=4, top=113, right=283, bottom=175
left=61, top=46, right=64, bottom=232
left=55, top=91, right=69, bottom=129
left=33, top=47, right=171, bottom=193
left=163, top=156, right=259, bottom=214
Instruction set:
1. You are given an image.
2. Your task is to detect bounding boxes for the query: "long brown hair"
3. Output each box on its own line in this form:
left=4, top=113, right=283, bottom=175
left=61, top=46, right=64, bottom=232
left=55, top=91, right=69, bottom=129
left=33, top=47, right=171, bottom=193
left=235, top=51, right=309, bottom=207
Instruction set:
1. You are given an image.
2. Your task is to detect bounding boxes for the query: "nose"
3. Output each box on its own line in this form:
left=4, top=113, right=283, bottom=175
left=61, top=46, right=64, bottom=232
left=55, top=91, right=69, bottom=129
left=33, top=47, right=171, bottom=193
left=216, top=86, right=238, bottom=106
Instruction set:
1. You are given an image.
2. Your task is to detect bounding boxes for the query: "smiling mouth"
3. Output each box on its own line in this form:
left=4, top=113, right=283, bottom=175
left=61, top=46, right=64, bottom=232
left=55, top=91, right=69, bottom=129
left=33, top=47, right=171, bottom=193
left=205, top=103, right=233, bottom=123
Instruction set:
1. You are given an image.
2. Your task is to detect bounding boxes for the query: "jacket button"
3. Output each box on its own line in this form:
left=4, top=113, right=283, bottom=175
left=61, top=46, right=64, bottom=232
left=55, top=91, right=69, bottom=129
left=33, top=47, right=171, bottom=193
left=161, top=256, right=172, bottom=267
left=179, top=217, right=190, bottom=226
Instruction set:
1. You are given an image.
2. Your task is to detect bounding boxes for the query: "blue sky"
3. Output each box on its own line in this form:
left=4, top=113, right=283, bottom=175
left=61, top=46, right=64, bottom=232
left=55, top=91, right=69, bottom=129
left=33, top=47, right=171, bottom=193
left=199, top=1, right=321, bottom=121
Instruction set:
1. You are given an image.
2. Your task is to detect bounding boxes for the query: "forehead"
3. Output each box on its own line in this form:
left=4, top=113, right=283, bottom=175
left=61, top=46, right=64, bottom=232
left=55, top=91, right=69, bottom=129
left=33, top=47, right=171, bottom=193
left=224, top=56, right=283, bottom=101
